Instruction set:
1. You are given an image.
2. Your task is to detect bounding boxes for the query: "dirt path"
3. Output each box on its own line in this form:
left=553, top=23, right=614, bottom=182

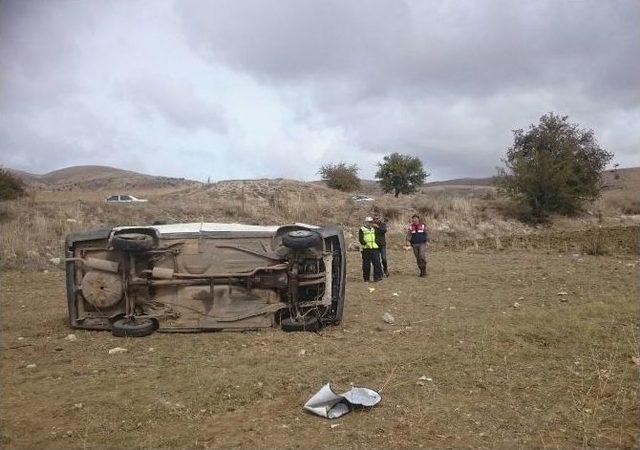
left=1, top=250, right=638, bottom=448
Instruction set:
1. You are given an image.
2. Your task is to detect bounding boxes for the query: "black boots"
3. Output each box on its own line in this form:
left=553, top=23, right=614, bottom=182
left=418, top=266, right=427, bottom=277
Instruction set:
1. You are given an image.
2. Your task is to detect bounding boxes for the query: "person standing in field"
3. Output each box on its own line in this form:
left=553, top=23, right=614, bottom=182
left=372, top=213, right=389, bottom=277
left=405, top=214, right=429, bottom=277
left=359, top=216, right=383, bottom=282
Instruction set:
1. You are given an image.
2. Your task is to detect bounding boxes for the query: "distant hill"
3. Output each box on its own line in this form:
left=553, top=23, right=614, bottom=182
left=601, top=167, right=640, bottom=190
left=7, top=165, right=199, bottom=191
left=314, top=176, right=497, bottom=194
left=424, top=177, right=495, bottom=188
left=6, top=164, right=638, bottom=195
left=178, top=177, right=348, bottom=203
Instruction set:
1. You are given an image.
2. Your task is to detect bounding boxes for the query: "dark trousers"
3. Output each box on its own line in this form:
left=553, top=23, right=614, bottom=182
left=362, top=248, right=383, bottom=281
left=379, top=246, right=388, bottom=273
left=412, top=243, right=427, bottom=272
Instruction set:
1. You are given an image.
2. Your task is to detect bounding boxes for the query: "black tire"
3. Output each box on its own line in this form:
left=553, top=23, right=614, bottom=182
left=111, top=317, right=157, bottom=337
left=282, top=230, right=322, bottom=249
left=112, top=233, right=155, bottom=252
left=281, top=316, right=321, bottom=332
left=328, top=307, right=343, bottom=326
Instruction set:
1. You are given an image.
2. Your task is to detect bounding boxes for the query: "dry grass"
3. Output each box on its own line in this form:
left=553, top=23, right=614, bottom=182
left=596, top=167, right=640, bottom=216
left=1, top=177, right=639, bottom=270
left=1, top=250, right=638, bottom=448
left=1, top=175, right=638, bottom=448
left=599, top=190, right=640, bottom=216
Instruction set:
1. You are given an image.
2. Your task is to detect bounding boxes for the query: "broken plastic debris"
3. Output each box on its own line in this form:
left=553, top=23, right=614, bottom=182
left=382, top=312, right=395, bottom=324
left=108, top=347, right=127, bottom=355
left=368, top=287, right=375, bottom=293
left=304, top=383, right=381, bottom=419
left=557, top=291, right=568, bottom=296
left=392, top=292, right=399, bottom=297
left=26, top=364, right=37, bottom=369
left=64, top=334, right=77, bottom=341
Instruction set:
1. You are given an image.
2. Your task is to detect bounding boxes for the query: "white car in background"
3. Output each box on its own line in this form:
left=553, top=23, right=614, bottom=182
left=105, top=194, right=148, bottom=203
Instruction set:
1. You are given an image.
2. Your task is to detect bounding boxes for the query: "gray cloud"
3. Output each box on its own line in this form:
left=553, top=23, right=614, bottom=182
left=123, top=79, right=228, bottom=133
left=1, top=0, right=638, bottom=181
left=176, top=0, right=639, bottom=177
left=178, top=0, right=639, bottom=103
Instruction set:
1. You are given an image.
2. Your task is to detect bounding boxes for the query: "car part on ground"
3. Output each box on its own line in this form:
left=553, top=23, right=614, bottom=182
left=304, top=383, right=382, bottom=419
left=64, top=222, right=346, bottom=336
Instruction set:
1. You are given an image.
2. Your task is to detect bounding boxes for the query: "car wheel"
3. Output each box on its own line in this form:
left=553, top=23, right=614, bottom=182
left=111, top=317, right=157, bottom=337
left=281, top=316, right=321, bottom=332
left=112, top=233, right=155, bottom=252
left=282, top=230, right=322, bottom=249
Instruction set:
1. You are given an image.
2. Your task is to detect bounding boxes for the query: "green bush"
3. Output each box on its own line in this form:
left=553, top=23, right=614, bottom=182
left=0, top=169, right=26, bottom=200
left=497, top=113, right=613, bottom=219
left=318, top=163, right=361, bottom=192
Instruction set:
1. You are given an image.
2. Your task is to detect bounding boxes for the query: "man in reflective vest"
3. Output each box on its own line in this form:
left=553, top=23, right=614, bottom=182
left=405, top=214, right=429, bottom=277
left=359, top=216, right=383, bottom=282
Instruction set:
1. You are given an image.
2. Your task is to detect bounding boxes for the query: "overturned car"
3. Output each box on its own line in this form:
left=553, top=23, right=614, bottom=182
left=65, top=223, right=346, bottom=336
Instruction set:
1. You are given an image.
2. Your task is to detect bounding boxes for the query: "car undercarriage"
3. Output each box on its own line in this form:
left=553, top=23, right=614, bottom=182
left=65, top=223, right=346, bottom=336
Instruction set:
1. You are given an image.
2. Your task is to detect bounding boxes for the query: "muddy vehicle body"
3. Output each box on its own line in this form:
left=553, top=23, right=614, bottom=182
left=65, top=223, right=346, bottom=336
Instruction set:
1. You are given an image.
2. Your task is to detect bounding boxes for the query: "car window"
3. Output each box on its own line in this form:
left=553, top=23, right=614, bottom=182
left=107, top=195, right=118, bottom=201
left=120, top=195, right=132, bottom=201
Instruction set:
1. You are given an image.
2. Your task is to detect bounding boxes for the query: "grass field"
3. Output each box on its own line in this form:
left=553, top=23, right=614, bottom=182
left=2, top=249, right=638, bottom=448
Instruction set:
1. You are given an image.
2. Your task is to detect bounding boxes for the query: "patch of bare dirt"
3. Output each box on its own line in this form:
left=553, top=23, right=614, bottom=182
left=2, top=250, right=638, bottom=448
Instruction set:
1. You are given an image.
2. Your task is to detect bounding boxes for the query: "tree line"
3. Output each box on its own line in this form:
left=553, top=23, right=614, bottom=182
left=320, top=113, right=613, bottom=219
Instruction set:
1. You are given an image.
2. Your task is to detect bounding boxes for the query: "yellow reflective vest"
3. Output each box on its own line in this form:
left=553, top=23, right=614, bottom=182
left=360, top=226, right=379, bottom=249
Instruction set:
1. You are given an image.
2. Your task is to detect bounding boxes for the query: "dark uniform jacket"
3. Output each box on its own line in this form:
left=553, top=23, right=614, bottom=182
left=374, top=220, right=387, bottom=247
left=408, top=222, right=428, bottom=244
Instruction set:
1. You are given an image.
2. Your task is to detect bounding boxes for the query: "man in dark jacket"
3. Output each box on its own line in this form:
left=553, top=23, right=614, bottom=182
left=372, top=213, right=389, bottom=277
left=405, top=214, right=429, bottom=277
left=359, top=216, right=383, bottom=282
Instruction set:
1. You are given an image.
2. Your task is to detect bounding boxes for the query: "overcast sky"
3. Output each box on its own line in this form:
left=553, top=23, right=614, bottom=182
left=1, top=0, right=638, bottom=181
